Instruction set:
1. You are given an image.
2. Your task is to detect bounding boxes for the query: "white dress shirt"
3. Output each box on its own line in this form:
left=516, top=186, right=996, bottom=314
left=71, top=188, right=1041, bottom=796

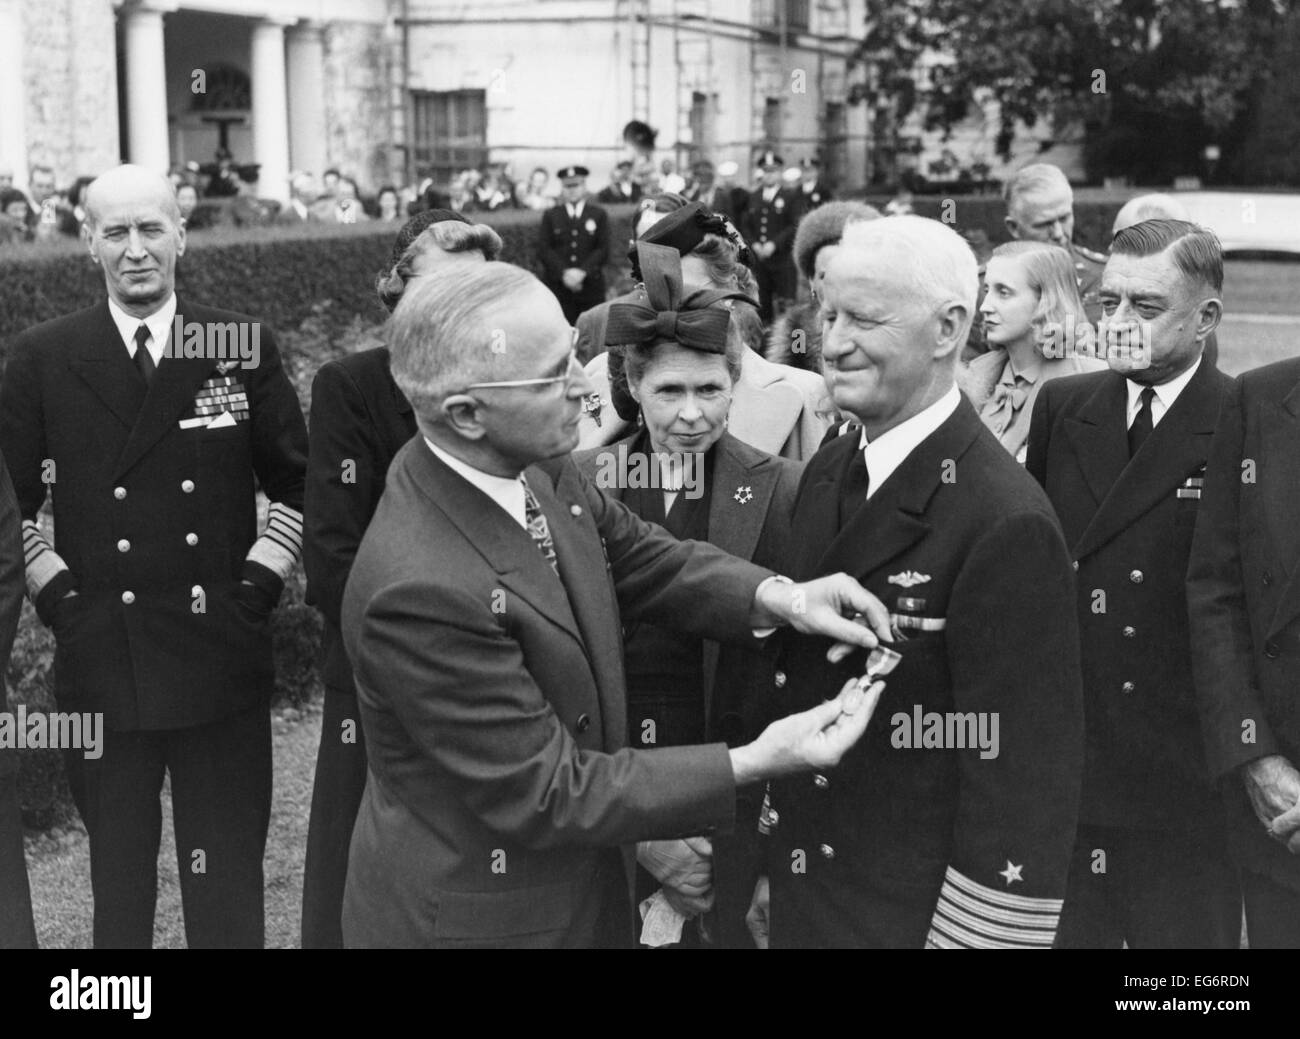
left=857, top=384, right=962, bottom=500
left=566, top=201, right=585, bottom=221
left=425, top=439, right=527, bottom=528
left=1125, top=355, right=1202, bottom=430
left=108, top=292, right=176, bottom=366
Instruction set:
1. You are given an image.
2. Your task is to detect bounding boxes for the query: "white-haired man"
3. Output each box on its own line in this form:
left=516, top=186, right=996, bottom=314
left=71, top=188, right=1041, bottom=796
left=0, top=164, right=308, bottom=947
left=340, top=260, right=896, bottom=948
left=751, top=215, right=1085, bottom=948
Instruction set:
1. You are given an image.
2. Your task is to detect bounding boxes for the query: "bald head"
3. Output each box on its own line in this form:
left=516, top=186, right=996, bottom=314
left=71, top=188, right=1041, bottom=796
left=84, top=164, right=181, bottom=231
left=1111, top=194, right=1190, bottom=239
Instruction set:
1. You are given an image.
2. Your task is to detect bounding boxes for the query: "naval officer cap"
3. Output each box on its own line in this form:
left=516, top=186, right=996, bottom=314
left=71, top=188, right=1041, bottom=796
left=557, top=165, right=590, bottom=182
left=758, top=150, right=784, bottom=169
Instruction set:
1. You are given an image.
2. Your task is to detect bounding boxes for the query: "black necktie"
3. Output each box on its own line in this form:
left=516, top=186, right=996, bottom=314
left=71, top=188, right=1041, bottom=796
left=1128, top=386, right=1155, bottom=458
left=838, top=447, right=870, bottom=528
left=132, top=324, right=156, bottom=386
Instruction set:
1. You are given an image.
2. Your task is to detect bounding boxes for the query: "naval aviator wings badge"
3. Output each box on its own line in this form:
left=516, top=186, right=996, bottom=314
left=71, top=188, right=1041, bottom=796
left=888, top=570, right=931, bottom=588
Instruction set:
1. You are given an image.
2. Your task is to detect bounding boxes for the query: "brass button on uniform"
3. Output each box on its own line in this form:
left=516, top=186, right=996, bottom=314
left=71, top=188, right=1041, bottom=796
left=181, top=479, right=195, bottom=493
left=113, top=486, right=127, bottom=500
left=813, top=774, right=829, bottom=790
left=570, top=504, right=582, bottom=517
left=819, top=843, right=835, bottom=860
left=1122, top=626, right=1136, bottom=638
left=1265, top=642, right=1280, bottom=659
left=185, top=533, right=198, bottom=546
left=1122, top=681, right=1135, bottom=693
left=774, top=671, right=787, bottom=688
left=576, top=713, right=591, bottom=733
left=767, top=809, right=780, bottom=827
left=1263, top=570, right=1272, bottom=586
left=116, top=539, right=130, bottom=552
left=1072, top=561, right=1079, bottom=571
left=1129, top=569, right=1144, bottom=584
left=121, top=591, right=135, bottom=604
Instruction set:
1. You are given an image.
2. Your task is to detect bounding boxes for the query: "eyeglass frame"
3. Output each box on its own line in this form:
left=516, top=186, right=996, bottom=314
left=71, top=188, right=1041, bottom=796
left=461, top=335, right=582, bottom=392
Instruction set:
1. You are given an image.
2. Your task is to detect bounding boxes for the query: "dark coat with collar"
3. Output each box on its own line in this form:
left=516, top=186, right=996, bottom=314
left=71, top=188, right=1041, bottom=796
left=575, top=432, right=801, bottom=945
left=303, top=347, right=418, bottom=692
left=766, top=396, right=1085, bottom=947
left=1026, top=359, right=1233, bottom=833
left=1188, top=357, right=1300, bottom=892
left=0, top=297, right=307, bottom=731
left=538, top=200, right=610, bottom=304
left=340, top=441, right=774, bottom=948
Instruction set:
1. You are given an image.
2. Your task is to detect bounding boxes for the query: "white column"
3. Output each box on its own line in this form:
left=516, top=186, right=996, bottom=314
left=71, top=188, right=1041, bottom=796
left=120, top=0, right=173, bottom=174
left=251, top=18, right=292, bottom=204
left=0, top=0, right=27, bottom=189
left=286, top=21, right=327, bottom=178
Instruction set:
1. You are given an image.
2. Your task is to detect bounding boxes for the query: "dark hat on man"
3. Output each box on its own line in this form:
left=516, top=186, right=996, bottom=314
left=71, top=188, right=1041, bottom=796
left=622, top=120, right=658, bottom=150
left=557, top=165, right=590, bottom=182
left=757, top=150, right=784, bottom=169
left=614, top=159, right=633, bottom=171
left=800, top=157, right=821, bottom=170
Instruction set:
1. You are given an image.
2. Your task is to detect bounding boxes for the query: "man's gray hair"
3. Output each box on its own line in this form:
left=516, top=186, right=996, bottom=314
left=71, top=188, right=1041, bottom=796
left=838, top=215, right=979, bottom=342
left=388, top=261, right=541, bottom=415
left=1111, top=193, right=1190, bottom=238
left=1003, top=163, right=1072, bottom=208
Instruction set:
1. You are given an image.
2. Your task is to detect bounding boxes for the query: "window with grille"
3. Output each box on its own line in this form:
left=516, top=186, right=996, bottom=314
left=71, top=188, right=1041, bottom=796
left=410, top=89, right=487, bottom=186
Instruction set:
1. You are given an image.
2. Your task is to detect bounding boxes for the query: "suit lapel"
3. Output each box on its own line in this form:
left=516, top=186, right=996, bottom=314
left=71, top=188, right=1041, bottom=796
left=408, top=444, right=586, bottom=650
left=113, top=298, right=232, bottom=480
left=1265, top=378, right=1300, bottom=638
left=729, top=366, right=803, bottom=457
left=790, top=435, right=852, bottom=580
left=1062, top=373, right=1129, bottom=512
left=1073, top=361, right=1221, bottom=561
left=70, top=302, right=147, bottom=431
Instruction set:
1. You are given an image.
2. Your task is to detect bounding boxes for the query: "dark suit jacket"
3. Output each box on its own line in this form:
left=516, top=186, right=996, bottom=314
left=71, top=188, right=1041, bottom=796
left=741, top=188, right=799, bottom=257
left=303, top=348, right=417, bottom=693
left=1188, top=357, right=1300, bottom=891
left=1026, top=359, right=1233, bottom=832
left=767, top=397, right=1084, bottom=947
left=340, top=440, right=776, bottom=948
left=0, top=298, right=307, bottom=730
left=538, top=201, right=610, bottom=298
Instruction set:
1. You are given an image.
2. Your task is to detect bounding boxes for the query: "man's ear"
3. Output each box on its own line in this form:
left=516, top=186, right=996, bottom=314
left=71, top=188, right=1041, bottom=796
left=83, top=224, right=98, bottom=263
left=440, top=393, right=488, bottom=440
left=175, top=221, right=187, bottom=258
left=1195, top=296, right=1223, bottom=344
left=1003, top=215, right=1020, bottom=240
left=933, top=301, right=969, bottom=360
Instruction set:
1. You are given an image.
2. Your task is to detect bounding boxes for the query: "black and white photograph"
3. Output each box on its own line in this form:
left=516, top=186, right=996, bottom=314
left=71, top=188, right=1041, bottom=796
left=0, top=0, right=1296, bottom=1017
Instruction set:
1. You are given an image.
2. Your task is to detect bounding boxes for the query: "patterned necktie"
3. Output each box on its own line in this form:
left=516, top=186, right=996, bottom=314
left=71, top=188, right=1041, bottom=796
left=133, top=324, right=156, bottom=385
left=1128, top=386, right=1156, bottom=458
left=520, top=476, right=559, bottom=575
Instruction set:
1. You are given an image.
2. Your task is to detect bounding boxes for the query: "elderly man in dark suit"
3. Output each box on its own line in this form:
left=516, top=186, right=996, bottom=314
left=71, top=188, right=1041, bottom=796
left=300, top=209, right=501, bottom=949
left=1026, top=219, right=1239, bottom=948
left=753, top=215, right=1085, bottom=949
left=0, top=450, right=34, bottom=949
left=340, top=259, right=895, bottom=949
left=1189, top=356, right=1300, bottom=947
left=538, top=166, right=610, bottom=324
left=0, top=164, right=308, bottom=948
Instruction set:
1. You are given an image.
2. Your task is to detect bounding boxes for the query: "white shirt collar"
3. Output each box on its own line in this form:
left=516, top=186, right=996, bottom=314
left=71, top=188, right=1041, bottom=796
left=424, top=438, right=527, bottom=528
left=1126, top=354, right=1202, bottom=429
left=763, top=186, right=778, bottom=201
left=107, top=293, right=176, bottom=364
left=567, top=200, right=584, bottom=219
left=856, top=384, right=962, bottom=499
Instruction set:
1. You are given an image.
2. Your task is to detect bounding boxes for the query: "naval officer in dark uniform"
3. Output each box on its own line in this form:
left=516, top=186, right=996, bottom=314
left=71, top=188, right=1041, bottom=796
left=1026, top=219, right=1239, bottom=948
left=741, top=151, right=800, bottom=323
left=538, top=165, right=611, bottom=325
left=0, top=164, right=308, bottom=948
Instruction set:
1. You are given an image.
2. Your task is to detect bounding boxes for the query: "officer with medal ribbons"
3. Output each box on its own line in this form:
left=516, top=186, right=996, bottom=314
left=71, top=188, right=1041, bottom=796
left=0, top=164, right=308, bottom=948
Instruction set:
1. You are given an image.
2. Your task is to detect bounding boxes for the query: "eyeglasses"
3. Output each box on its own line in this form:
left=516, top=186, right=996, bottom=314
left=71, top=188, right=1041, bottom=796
left=462, top=346, right=580, bottom=392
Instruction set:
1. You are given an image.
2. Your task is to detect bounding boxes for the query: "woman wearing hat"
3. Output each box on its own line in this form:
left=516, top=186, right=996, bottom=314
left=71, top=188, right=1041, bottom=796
left=574, top=242, right=801, bottom=948
left=300, top=210, right=502, bottom=948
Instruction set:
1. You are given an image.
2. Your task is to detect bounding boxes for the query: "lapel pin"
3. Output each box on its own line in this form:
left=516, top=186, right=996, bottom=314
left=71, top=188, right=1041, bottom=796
left=733, top=485, right=753, bottom=505
left=581, top=393, right=603, bottom=427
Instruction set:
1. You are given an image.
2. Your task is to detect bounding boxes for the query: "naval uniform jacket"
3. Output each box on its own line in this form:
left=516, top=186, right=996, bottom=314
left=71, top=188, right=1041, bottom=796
left=1026, top=359, right=1233, bottom=833
left=1188, top=357, right=1300, bottom=893
left=766, top=397, right=1084, bottom=947
left=0, top=297, right=308, bottom=731
left=340, top=442, right=775, bottom=948
left=741, top=188, right=799, bottom=263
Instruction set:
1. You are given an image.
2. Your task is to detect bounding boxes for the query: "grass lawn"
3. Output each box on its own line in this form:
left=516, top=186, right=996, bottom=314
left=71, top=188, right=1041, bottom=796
left=26, top=701, right=321, bottom=949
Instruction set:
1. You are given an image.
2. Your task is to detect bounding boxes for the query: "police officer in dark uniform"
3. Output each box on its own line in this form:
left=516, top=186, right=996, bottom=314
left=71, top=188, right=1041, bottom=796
left=0, top=164, right=308, bottom=949
left=796, top=158, right=833, bottom=215
left=538, top=165, right=611, bottom=325
left=1026, top=219, right=1239, bottom=948
left=741, top=151, right=799, bottom=323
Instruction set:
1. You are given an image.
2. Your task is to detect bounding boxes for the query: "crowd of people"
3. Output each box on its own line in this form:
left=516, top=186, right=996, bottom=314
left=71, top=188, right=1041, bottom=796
left=0, top=153, right=1297, bottom=952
